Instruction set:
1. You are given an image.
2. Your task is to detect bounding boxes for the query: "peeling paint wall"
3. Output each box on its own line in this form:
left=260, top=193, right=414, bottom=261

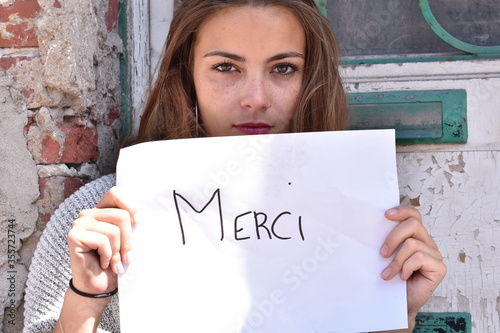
left=343, top=60, right=500, bottom=332
left=0, top=0, right=122, bottom=331
left=398, top=151, right=500, bottom=332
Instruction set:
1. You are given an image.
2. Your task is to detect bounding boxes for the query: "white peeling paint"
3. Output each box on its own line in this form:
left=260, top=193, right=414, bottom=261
left=397, top=150, right=500, bottom=332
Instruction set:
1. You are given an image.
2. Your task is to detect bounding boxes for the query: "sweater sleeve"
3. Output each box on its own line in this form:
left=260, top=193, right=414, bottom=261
left=23, top=174, right=120, bottom=333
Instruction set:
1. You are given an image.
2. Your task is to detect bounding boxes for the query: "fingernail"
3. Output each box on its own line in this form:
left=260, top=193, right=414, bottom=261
left=386, top=208, right=397, bottom=217
left=125, top=250, right=134, bottom=264
left=382, top=267, right=392, bottom=280
left=115, top=261, right=124, bottom=274
left=380, top=244, right=388, bottom=257
left=132, top=213, right=140, bottom=225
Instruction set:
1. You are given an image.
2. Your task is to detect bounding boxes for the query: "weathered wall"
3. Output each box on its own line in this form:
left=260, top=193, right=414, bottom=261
left=398, top=150, right=500, bottom=332
left=0, top=0, right=122, bottom=331
left=343, top=60, right=500, bottom=332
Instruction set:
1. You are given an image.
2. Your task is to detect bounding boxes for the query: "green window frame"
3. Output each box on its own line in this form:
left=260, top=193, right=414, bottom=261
left=315, top=0, right=500, bottom=65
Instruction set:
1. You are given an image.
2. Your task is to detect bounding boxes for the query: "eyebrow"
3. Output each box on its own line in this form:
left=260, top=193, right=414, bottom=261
left=203, top=51, right=304, bottom=63
left=204, top=51, right=245, bottom=62
left=268, top=52, right=304, bottom=62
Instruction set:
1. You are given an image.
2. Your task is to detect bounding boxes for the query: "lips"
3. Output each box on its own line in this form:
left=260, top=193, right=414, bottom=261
left=234, top=122, right=272, bottom=135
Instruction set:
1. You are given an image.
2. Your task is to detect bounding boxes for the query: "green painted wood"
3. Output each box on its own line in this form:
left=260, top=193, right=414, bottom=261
left=419, top=0, right=500, bottom=55
left=118, top=0, right=131, bottom=142
left=414, top=312, right=471, bottom=333
left=314, top=0, right=327, bottom=16
left=348, top=90, right=468, bottom=145
left=341, top=53, right=500, bottom=65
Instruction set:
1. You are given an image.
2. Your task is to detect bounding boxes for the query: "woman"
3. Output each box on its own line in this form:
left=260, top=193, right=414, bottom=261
left=23, top=1, right=446, bottom=332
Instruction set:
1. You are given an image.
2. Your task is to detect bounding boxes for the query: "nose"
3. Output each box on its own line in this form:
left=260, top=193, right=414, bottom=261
left=240, top=76, right=272, bottom=111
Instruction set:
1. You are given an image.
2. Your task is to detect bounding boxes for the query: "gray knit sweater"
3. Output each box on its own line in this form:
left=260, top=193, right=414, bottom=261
left=23, top=174, right=119, bottom=333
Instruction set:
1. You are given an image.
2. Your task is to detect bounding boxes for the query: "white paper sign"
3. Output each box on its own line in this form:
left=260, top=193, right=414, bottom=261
left=117, top=130, right=407, bottom=333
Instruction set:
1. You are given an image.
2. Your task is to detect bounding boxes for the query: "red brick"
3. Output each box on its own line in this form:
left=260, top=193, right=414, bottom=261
left=0, top=0, right=40, bottom=19
left=40, top=135, right=61, bottom=164
left=24, top=117, right=35, bottom=135
left=64, top=177, right=89, bottom=198
left=36, top=176, right=89, bottom=226
left=59, top=117, right=100, bottom=164
left=105, top=0, right=119, bottom=32
left=37, top=176, right=64, bottom=228
left=0, top=56, right=33, bottom=71
left=1, top=21, right=38, bottom=47
left=22, top=88, right=34, bottom=103
left=37, top=177, right=48, bottom=201
left=107, top=102, right=121, bottom=125
left=39, top=213, right=52, bottom=224
left=0, top=0, right=41, bottom=47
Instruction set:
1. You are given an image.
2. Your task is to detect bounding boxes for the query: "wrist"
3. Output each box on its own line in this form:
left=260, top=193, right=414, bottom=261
left=58, top=288, right=110, bottom=333
left=70, top=273, right=118, bottom=295
left=406, top=311, right=417, bottom=332
left=69, top=278, right=118, bottom=299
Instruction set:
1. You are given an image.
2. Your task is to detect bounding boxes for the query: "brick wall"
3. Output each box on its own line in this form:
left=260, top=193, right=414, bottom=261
left=0, top=0, right=123, bottom=331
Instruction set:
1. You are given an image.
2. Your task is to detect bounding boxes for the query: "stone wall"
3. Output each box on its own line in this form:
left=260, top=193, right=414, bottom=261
left=0, top=0, right=122, bottom=331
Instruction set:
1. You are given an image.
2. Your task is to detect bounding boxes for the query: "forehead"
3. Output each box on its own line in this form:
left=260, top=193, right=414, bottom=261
left=194, top=5, right=305, bottom=57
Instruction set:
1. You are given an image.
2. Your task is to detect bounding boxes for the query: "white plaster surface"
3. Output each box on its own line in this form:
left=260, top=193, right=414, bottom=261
left=398, top=151, right=500, bottom=332
left=0, top=71, right=38, bottom=332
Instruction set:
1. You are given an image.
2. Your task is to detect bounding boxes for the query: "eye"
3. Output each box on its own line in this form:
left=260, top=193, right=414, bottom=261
left=272, top=63, right=298, bottom=75
left=213, top=62, right=237, bottom=73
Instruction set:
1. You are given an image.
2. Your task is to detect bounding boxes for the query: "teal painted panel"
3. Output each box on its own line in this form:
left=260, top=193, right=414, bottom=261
left=314, top=0, right=327, bottom=16
left=342, top=53, right=500, bottom=65
left=414, top=312, right=471, bottom=333
left=349, top=102, right=443, bottom=139
left=347, top=90, right=468, bottom=145
left=118, top=0, right=131, bottom=142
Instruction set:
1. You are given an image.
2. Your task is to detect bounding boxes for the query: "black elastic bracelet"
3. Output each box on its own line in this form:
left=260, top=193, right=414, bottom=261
left=69, top=278, right=118, bottom=298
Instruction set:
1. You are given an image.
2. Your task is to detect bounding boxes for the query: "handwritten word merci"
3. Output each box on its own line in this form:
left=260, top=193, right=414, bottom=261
left=173, top=188, right=306, bottom=245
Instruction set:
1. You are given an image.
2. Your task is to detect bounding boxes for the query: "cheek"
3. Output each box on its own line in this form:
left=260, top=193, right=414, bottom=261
left=197, top=82, right=234, bottom=125
left=278, top=84, right=301, bottom=131
left=198, top=80, right=238, bottom=114
left=278, top=83, right=301, bottom=116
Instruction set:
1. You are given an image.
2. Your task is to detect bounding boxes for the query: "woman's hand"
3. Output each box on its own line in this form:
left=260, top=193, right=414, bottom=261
left=377, top=205, right=447, bottom=332
left=54, top=187, right=138, bottom=332
left=67, top=187, right=138, bottom=295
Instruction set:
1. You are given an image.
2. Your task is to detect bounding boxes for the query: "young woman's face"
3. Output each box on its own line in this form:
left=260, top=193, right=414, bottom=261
left=193, top=5, right=306, bottom=137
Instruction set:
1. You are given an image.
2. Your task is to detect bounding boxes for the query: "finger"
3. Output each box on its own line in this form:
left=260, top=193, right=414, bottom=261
left=385, top=205, right=421, bottom=222
left=96, top=187, right=138, bottom=225
left=382, top=207, right=438, bottom=257
left=381, top=237, right=443, bottom=280
left=78, top=208, right=134, bottom=264
left=68, top=224, right=114, bottom=270
left=83, top=221, right=124, bottom=274
left=399, top=251, right=447, bottom=282
left=71, top=218, right=123, bottom=273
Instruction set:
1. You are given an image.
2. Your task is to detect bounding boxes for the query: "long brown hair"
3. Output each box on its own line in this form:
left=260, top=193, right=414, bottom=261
left=135, top=0, right=347, bottom=143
